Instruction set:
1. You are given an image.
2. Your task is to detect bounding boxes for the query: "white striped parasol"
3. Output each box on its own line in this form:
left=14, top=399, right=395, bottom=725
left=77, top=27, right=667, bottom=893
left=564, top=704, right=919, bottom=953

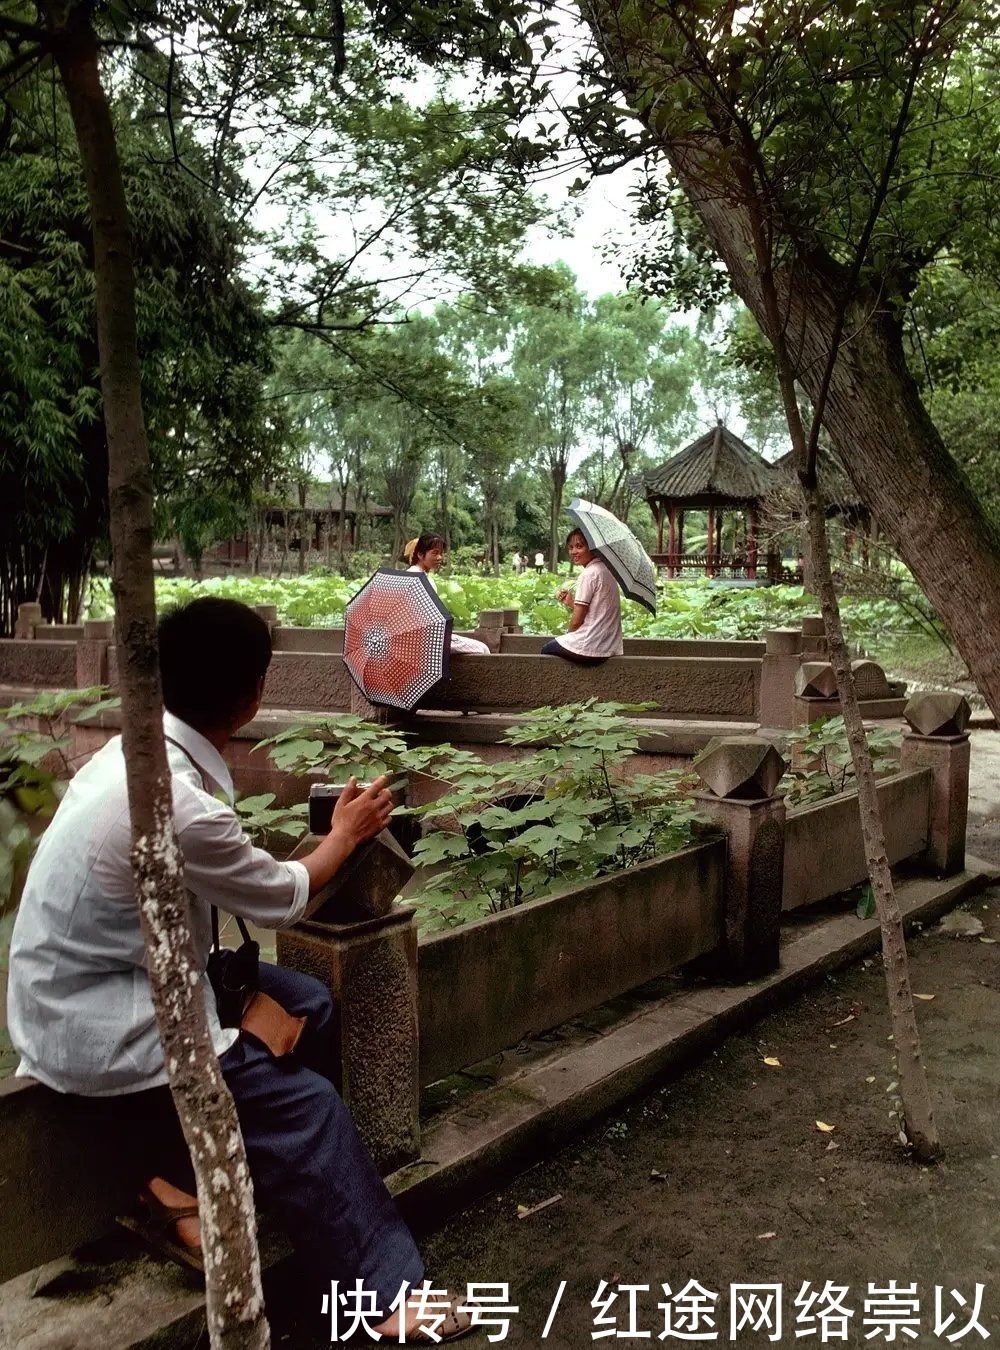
left=567, top=497, right=657, bottom=615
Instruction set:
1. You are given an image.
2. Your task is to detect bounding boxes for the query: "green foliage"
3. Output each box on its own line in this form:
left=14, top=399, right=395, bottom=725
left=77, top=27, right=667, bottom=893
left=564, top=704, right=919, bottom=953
left=856, top=884, right=877, bottom=921
left=262, top=700, right=705, bottom=932
left=0, top=688, right=118, bottom=917
left=0, top=68, right=283, bottom=630
left=255, top=714, right=411, bottom=783
left=121, top=572, right=941, bottom=657
left=232, top=794, right=308, bottom=846
left=404, top=699, right=705, bottom=931
left=781, top=717, right=900, bottom=808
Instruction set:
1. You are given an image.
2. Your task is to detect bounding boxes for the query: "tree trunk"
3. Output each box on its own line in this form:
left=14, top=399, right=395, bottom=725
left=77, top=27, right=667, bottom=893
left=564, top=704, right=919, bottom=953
left=439, top=448, right=450, bottom=553
left=803, top=485, right=941, bottom=1159
left=549, top=462, right=567, bottom=573
left=50, top=10, right=269, bottom=1345
left=580, top=0, right=1000, bottom=718
left=337, top=486, right=348, bottom=571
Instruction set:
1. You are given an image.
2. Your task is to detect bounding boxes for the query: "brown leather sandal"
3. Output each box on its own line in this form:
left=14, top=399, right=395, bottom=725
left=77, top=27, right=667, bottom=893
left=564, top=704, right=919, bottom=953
left=117, top=1178, right=203, bottom=1273
left=400, top=1294, right=481, bottom=1344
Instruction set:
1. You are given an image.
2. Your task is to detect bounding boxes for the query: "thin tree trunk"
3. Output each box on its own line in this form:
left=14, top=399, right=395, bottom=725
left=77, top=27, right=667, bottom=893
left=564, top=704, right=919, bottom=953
left=338, top=486, right=348, bottom=571
left=803, top=485, right=940, bottom=1159
left=727, top=152, right=944, bottom=1160
left=50, top=10, right=269, bottom=1344
left=548, top=462, right=567, bottom=573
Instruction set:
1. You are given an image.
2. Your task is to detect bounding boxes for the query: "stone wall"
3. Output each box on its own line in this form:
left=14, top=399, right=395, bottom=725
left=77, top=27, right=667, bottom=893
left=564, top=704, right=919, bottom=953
left=782, top=769, right=931, bottom=911
left=416, top=840, right=726, bottom=1087
left=427, top=652, right=762, bottom=719
left=0, top=638, right=77, bottom=686
left=2, top=605, right=906, bottom=730
left=500, top=633, right=766, bottom=659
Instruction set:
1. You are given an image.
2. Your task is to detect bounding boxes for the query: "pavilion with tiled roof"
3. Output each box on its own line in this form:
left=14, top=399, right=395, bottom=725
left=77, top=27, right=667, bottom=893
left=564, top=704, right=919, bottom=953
left=637, top=421, right=782, bottom=578
left=775, top=445, right=875, bottom=564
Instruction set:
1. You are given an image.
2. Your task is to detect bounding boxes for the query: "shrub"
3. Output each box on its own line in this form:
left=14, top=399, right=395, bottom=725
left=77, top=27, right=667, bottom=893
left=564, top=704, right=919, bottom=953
left=259, top=701, right=706, bottom=932
left=780, top=716, right=901, bottom=807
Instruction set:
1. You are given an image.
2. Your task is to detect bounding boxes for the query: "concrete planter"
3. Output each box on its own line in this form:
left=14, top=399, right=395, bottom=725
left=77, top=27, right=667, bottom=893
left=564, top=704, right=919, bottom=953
left=782, top=768, right=932, bottom=911
left=416, top=838, right=726, bottom=1086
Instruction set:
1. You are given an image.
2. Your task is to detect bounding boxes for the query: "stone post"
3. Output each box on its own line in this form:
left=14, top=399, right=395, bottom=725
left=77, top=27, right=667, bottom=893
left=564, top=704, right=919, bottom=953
left=75, top=619, right=114, bottom=688
left=280, top=815, right=419, bottom=1171
left=757, top=627, right=804, bottom=730
left=900, top=692, right=972, bottom=876
left=251, top=603, right=279, bottom=635
left=800, top=615, right=827, bottom=659
left=277, top=907, right=421, bottom=1173
left=14, top=602, right=42, bottom=639
left=501, top=607, right=522, bottom=633
left=693, top=736, right=788, bottom=980
left=792, top=660, right=841, bottom=727
left=471, top=608, right=506, bottom=652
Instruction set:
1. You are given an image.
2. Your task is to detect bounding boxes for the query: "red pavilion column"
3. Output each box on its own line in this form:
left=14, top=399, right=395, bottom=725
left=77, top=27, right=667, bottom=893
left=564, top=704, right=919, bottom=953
left=706, top=505, right=716, bottom=578
left=747, top=508, right=758, bottom=579
left=656, top=503, right=664, bottom=555
left=667, top=504, right=676, bottom=577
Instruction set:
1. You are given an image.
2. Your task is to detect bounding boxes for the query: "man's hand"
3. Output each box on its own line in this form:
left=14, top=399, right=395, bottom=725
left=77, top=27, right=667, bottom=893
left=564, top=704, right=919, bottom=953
left=555, top=587, right=575, bottom=608
left=300, top=775, right=396, bottom=901
left=330, top=774, right=394, bottom=852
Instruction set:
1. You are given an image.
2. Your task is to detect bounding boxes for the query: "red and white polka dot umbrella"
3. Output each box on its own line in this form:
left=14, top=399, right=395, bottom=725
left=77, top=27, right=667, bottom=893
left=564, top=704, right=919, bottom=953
left=343, top=569, right=453, bottom=711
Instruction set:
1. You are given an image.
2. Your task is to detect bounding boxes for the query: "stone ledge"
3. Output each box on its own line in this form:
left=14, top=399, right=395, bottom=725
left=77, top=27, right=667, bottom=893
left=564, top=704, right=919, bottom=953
left=388, top=857, right=998, bottom=1222
left=0, top=1229, right=290, bottom=1350
left=3, top=860, right=994, bottom=1347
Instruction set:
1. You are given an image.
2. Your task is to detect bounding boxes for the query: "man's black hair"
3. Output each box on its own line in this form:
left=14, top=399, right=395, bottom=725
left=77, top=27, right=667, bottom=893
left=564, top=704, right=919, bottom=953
left=158, top=598, right=272, bottom=730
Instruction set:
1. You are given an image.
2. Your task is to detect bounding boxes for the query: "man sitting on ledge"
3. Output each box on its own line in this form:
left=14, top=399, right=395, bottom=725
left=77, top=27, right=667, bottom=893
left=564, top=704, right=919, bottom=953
left=6, top=597, right=476, bottom=1344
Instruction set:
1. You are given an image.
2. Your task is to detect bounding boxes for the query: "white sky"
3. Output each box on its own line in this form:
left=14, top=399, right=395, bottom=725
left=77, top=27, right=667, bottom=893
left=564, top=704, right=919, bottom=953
left=526, top=174, right=634, bottom=296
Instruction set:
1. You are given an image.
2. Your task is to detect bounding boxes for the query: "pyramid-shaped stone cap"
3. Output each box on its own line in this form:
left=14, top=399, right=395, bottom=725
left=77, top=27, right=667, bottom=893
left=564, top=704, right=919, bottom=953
left=795, top=661, right=838, bottom=699
left=694, top=735, right=787, bottom=799
left=903, top=691, right=971, bottom=737
left=288, top=829, right=414, bottom=921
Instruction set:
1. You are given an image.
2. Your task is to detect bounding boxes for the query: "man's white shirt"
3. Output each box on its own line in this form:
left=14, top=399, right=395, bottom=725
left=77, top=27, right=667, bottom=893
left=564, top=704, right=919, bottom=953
left=6, top=712, right=310, bottom=1095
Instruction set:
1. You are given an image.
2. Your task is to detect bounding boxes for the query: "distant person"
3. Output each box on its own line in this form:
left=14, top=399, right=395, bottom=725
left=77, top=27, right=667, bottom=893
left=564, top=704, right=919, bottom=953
left=541, top=528, right=623, bottom=666
left=512, top=551, right=523, bottom=576
left=403, top=534, right=491, bottom=655
left=534, top=550, right=545, bottom=574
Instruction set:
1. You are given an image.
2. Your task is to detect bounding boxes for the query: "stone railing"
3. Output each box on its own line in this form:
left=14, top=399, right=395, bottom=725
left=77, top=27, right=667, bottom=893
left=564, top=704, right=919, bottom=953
left=2, top=603, right=907, bottom=730
left=0, top=693, right=972, bottom=1283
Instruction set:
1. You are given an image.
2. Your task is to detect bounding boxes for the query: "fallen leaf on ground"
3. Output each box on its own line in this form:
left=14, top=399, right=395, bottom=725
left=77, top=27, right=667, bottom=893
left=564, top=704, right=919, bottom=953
left=650, top=1169, right=666, bottom=1182
left=865, top=1075, right=877, bottom=1083
left=825, top=1139, right=840, bottom=1152
left=816, top=1120, right=836, bottom=1133
left=763, top=1056, right=782, bottom=1067
left=914, top=993, right=936, bottom=1001
left=937, top=912, right=984, bottom=938
left=517, top=1194, right=562, bottom=1220
left=756, top=1232, right=777, bottom=1240
left=980, top=937, right=997, bottom=945
left=830, top=1013, right=856, bottom=1027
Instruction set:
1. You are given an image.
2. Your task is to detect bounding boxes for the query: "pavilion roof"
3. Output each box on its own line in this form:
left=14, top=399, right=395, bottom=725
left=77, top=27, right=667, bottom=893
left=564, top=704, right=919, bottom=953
left=774, top=446, right=866, bottom=511
left=640, top=423, right=782, bottom=503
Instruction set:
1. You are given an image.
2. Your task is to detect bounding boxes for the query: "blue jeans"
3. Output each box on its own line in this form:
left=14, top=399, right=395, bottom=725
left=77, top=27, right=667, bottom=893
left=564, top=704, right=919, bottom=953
left=217, top=962, right=425, bottom=1307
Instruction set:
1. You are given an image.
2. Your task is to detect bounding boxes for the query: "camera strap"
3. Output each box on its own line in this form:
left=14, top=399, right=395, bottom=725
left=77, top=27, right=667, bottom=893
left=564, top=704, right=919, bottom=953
left=164, top=734, right=251, bottom=956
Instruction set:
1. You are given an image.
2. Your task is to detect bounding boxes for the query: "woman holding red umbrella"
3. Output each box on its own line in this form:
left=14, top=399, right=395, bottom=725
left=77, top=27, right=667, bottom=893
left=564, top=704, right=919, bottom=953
left=403, top=533, right=491, bottom=655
